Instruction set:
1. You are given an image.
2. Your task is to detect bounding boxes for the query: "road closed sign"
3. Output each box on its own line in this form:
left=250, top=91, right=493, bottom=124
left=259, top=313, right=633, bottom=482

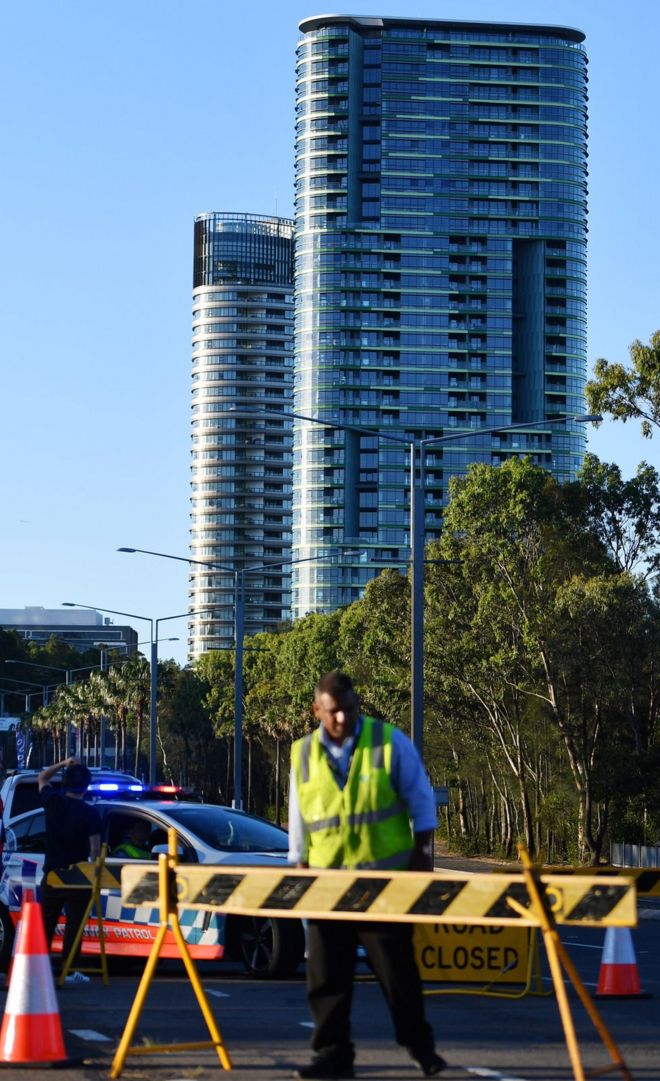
left=414, top=923, right=530, bottom=983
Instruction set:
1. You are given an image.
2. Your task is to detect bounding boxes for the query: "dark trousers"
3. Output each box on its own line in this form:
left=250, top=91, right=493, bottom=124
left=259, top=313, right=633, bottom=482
left=40, top=879, right=91, bottom=969
left=306, top=919, right=435, bottom=1062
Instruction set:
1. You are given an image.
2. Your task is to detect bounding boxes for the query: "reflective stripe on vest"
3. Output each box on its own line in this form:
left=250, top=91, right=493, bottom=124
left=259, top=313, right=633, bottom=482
left=112, top=843, right=151, bottom=860
left=291, top=716, right=413, bottom=870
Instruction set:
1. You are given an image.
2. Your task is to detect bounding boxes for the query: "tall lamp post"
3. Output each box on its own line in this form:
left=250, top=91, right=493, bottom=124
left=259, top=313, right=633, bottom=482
left=118, top=547, right=357, bottom=809
left=5, top=658, right=102, bottom=755
left=62, top=604, right=154, bottom=775
left=62, top=603, right=218, bottom=784
left=0, top=679, right=52, bottom=723
left=93, top=638, right=177, bottom=768
left=230, top=405, right=601, bottom=757
left=405, top=415, right=601, bottom=755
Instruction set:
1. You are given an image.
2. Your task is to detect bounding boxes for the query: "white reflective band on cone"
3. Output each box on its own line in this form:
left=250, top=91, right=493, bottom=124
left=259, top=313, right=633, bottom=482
left=4, top=954, right=58, bottom=1016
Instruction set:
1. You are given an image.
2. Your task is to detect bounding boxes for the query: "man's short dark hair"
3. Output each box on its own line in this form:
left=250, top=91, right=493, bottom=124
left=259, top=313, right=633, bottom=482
left=315, top=671, right=356, bottom=699
left=62, top=763, right=92, bottom=792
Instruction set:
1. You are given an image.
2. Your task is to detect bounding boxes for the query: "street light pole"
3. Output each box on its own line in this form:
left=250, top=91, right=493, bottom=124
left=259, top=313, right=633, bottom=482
left=119, top=547, right=348, bottom=810
left=4, top=659, right=97, bottom=755
left=64, top=603, right=213, bottom=784
left=63, top=603, right=155, bottom=778
left=406, top=414, right=602, bottom=757
left=233, top=573, right=245, bottom=808
left=232, top=405, right=601, bottom=759
left=410, top=441, right=425, bottom=756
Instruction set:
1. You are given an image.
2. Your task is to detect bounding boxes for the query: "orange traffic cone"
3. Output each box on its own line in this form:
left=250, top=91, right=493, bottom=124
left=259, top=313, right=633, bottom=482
left=5, top=889, right=34, bottom=991
left=0, top=898, right=78, bottom=1065
left=594, top=927, right=652, bottom=999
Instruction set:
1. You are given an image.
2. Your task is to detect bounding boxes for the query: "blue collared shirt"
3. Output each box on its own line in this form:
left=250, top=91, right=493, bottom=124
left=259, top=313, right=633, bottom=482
left=287, top=717, right=437, bottom=864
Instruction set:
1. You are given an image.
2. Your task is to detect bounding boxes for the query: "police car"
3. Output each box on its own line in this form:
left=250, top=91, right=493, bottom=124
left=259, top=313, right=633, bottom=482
left=0, top=769, right=146, bottom=824
left=0, top=799, right=304, bottom=978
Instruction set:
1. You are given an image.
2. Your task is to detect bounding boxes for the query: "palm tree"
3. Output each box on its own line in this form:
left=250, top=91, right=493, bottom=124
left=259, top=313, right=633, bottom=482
left=104, top=665, right=133, bottom=770
left=122, top=658, right=151, bottom=777
left=82, top=670, right=112, bottom=766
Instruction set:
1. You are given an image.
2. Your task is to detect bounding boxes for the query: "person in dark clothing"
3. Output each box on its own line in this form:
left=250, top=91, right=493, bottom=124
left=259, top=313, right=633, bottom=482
left=39, top=757, right=102, bottom=982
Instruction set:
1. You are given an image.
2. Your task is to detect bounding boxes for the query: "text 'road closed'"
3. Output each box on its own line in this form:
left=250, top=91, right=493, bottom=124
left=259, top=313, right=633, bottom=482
left=413, top=923, right=530, bottom=983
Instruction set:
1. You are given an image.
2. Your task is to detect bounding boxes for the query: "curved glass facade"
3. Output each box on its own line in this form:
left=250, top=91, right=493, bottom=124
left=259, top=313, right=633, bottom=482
left=189, top=212, right=294, bottom=658
left=293, top=15, right=588, bottom=617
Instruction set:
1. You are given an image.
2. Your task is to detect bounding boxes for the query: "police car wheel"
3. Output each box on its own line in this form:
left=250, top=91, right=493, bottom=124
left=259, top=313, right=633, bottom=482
left=236, top=916, right=304, bottom=978
left=0, top=905, right=14, bottom=972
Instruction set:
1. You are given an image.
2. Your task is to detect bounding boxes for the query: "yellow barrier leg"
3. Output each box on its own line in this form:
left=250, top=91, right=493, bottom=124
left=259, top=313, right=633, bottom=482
left=517, top=847, right=631, bottom=1081
left=58, top=888, right=94, bottom=986
left=170, top=912, right=232, bottom=1069
left=543, top=932, right=631, bottom=1080
left=111, top=834, right=232, bottom=1077
left=110, top=922, right=168, bottom=1079
left=58, top=846, right=109, bottom=986
left=543, top=924, right=586, bottom=1081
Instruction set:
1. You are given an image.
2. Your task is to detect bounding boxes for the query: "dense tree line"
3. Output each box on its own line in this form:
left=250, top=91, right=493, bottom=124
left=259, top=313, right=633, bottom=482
left=3, top=450, right=659, bottom=863
left=196, top=454, right=660, bottom=863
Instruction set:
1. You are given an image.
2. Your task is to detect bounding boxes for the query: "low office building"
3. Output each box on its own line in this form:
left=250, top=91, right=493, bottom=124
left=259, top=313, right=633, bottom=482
left=0, top=607, right=137, bottom=653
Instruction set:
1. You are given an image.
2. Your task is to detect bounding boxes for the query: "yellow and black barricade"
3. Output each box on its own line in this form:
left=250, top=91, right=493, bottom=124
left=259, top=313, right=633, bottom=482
left=492, top=863, right=660, bottom=897
left=112, top=834, right=635, bottom=1081
left=121, top=862, right=635, bottom=928
left=46, top=844, right=113, bottom=986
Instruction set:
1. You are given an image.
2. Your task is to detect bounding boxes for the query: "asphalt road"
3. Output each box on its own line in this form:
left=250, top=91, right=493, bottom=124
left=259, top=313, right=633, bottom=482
left=2, top=904, right=659, bottom=1081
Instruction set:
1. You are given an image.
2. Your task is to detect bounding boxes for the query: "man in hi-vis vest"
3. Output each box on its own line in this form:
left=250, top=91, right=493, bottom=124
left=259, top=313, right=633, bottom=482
left=289, top=671, right=446, bottom=1080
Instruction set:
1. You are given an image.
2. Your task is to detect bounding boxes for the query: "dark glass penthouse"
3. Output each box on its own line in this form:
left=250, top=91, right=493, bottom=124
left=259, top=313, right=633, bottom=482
left=189, top=212, right=294, bottom=658
left=293, top=15, right=588, bottom=617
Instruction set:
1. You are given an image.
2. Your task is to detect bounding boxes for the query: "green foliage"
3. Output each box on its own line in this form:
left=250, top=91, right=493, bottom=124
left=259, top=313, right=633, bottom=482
left=423, top=456, right=660, bottom=862
left=577, top=453, right=660, bottom=578
left=157, top=664, right=223, bottom=799
left=586, top=328, right=660, bottom=437
left=338, top=570, right=410, bottom=725
left=8, top=445, right=659, bottom=857
left=196, top=650, right=235, bottom=738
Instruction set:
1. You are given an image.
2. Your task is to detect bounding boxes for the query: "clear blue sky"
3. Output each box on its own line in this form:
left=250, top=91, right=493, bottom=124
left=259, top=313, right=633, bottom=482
left=1, top=1, right=658, bottom=667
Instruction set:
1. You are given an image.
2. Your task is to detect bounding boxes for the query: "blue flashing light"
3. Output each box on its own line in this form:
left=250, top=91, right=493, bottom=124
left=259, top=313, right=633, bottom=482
left=129, top=784, right=144, bottom=792
left=96, top=783, right=119, bottom=791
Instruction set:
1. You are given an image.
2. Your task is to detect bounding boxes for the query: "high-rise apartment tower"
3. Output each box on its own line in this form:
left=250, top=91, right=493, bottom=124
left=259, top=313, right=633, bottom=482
left=293, top=15, right=588, bottom=617
left=189, top=212, right=294, bottom=658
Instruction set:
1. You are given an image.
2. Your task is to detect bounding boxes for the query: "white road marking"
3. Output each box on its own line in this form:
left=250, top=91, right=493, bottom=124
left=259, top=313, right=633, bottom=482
left=299, top=1022, right=315, bottom=1028
left=466, top=1068, right=529, bottom=1081
left=68, top=1029, right=111, bottom=1042
left=205, top=989, right=231, bottom=997
left=542, top=976, right=598, bottom=988
left=565, top=942, right=602, bottom=949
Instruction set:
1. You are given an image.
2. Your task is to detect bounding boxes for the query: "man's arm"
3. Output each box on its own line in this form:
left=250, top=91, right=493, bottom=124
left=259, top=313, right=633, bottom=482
left=390, top=729, right=438, bottom=871
left=38, top=756, right=76, bottom=792
left=287, top=768, right=309, bottom=868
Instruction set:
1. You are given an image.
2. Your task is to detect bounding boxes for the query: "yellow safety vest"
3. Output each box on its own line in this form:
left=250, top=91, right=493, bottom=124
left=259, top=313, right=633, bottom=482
left=291, top=716, right=414, bottom=870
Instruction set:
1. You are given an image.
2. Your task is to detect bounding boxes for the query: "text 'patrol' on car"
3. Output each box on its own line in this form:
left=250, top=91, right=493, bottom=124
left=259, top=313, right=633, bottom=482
left=0, top=799, right=305, bottom=978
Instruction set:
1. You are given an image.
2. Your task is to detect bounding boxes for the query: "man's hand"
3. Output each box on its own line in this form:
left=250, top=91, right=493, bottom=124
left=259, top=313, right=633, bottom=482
left=38, top=756, right=78, bottom=791
left=409, top=830, right=434, bottom=872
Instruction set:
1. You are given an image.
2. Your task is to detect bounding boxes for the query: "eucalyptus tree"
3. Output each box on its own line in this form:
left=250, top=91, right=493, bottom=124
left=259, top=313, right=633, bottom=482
left=577, top=454, right=660, bottom=579
left=424, top=456, right=637, bottom=861
left=157, top=662, right=218, bottom=797
left=586, top=329, right=660, bottom=438
left=337, top=569, right=410, bottom=726
left=196, top=649, right=237, bottom=802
